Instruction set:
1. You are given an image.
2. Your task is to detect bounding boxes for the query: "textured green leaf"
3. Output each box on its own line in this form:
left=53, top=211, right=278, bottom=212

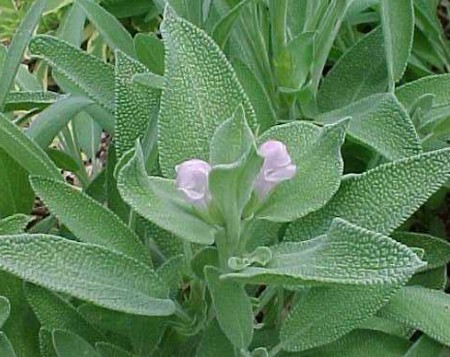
left=117, top=143, right=216, bottom=245
left=255, top=120, right=348, bottom=222
left=134, top=34, right=164, bottom=75
left=282, top=330, right=410, bottom=357
left=224, top=219, right=424, bottom=286
left=0, top=234, right=175, bottom=316
left=404, top=335, right=450, bottom=357
left=380, top=287, right=450, bottom=346
left=29, top=35, right=115, bottom=111
left=0, top=113, right=61, bottom=180
left=115, top=51, right=160, bottom=159
left=408, top=266, right=447, bottom=290
left=196, top=319, right=237, bottom=357
left=232, top=59, right=276, bottom=132
left=317, top=93, right=421, bottom=160
left=0, top=215, right=30, bottom=235
left=0, top=332, right=17, bottom=357
left=24, top=283, right=103, bottom=344
left=205, top=267, right=253, bottom=349
left=286, top=148, right=450, bottom=241
left=360, top=316, right=413, bottom=339
left=0, top=0, right=46, bottom=110
left=0, top=148, right=34, bottom=218
left=280, top=285, right=409, bottom=352
left=158, top=5, right=256, bottom=177
left=317, top=28, right=387, bottom=112
left=27, top=96, right=93, bottom=148
left=392, top=232, right=450, bottom=270
left=380, top=0, right=414, bottom=84
left=4, top=91, right=58, bottom=112
left=396, top=74, right=450, bottom=123
left=39, top=328, right=57, bottom=357
left=77, top=0, right=136, bottom=58
left=52, top=330, right=100, bottom=357
left=30, top=176, right=150, bottom=265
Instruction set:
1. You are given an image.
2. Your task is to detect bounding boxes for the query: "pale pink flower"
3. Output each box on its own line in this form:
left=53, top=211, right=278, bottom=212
left=255, top=140, right=296, bottom=199
left=175, top=159, right=211, bottom=208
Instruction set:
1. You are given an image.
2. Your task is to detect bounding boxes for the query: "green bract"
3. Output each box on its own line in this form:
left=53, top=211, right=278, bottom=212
left=0, top=1, right=450, bottom=356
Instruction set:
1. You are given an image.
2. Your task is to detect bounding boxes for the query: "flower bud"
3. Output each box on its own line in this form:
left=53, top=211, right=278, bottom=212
left=175, top=159, right=211, bottom=208
left=255, top=140, right=296, bottom=199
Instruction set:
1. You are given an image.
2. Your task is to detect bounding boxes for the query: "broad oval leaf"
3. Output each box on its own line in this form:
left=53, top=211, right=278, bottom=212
left=317, top=93, right=421, bottom=160
left=255, top=119, right=348, bottom=222
left=286, top=148, right=450, bottom=241
left=0, top=214, right=30, bottom=235
left=0, top=234, right=175, bottom=316
left=52, top=330, right=100, bottom=357
left=224, top=219, right=424, bottom=286
left=158, top=5, right=256, bottom=177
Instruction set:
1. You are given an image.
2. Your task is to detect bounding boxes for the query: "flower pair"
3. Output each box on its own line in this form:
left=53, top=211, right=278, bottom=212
left=175, top=140, right=296, bottom=208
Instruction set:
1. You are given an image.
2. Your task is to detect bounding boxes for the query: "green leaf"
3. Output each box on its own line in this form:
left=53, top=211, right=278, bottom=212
left=408, top=266, right=447, bottom=290
left=114, top=51, right=160, bottom=159
left=77, top=0, right=136, bottom=58
left=0, top=0, right=46, bottom=111
left=274, top=32, right=314, bottom=91
left=27, top=96, right=93, bottom=148
left=392, top=232, right=450, bottom=271
left=286, top=148, right=450, bottom=241
left=0, top=332, right=17, bottom=357
left=280, top=285, right=409, bottom=352
left=96, top=342, right=136, bottom=357
left=24, top=283, right=104, bottom=344
left=29, top=176, right=150, bottom=265
left=380, top=287, right=450, bottom=346
left=0, top=113, right=61, bottom=180
left=232, top=59, right=276, bottom=132
left=205, top=267, right=253, bottom=349
left=316, top=93, right=421, bottom=160
left=39, top=328, right=57, bottom=357
left=255, top=120, right=348, bottom=222
left=281, top=330, right=410, bottom=357
left=224, top=219, right=424, bottom=286
left=396, top=74, right=450, bottom=123
left=212, top=0, right=254, bottom=49
left=158, top=5, right=256, bottom=177
left=29, top=35, right=115, bottom=112
left=0, top=148, right=34, bottom=218
left=0, top=234, right=175, bottom=316
left=4, top=91, right=58, bottom=112
left=196, top=319, right=238, bottom=357
left=380, top=0, right=414, bottom=85
left=404, top=335, right=450, bottom=357
left=45, top=148, right=81, bottom=172
left=133, top=34, right=165, bottom=75
left=0, top=296, right=10, bottom=328
left=0, top=214, right=30, bottom=235
left=52, top=330, right=100, bottom=357
left=117, top=143, right=216, bottom=245
left=317, top=28, right=387, bottom=112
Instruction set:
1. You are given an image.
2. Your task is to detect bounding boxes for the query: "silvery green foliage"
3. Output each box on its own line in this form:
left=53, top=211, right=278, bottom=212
left=1, top=1, right=450, bottom=356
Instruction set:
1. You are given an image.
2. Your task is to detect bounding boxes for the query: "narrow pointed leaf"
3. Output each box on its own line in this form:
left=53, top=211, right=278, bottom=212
left=4, top=91, right=58, bottom=112
left=117, top=143, right=216, bottom=245
left=286, top=148, right=450, bottom=241
left=0, top=113, right=61, bottom=180
left=29, top=35, right=115, bottom=111
left=0, top=0, right=46, bottom=110
left=52, top=330, right=100, bottom=357
left=205, top=267, right=253, bottom=349
left=30, top=176, right=150, bottom=265
left=0, top=234, right=175, bottom=316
